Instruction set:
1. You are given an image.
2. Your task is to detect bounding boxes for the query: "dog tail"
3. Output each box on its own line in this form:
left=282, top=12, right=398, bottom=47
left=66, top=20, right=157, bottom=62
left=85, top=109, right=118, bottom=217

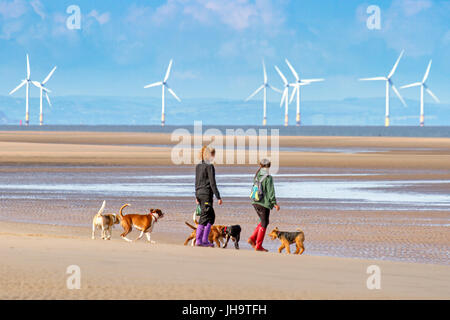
left=185, top=221, right=197, bottom=230
left=97, top=200, right=106, bottom=216
left=119, top=203, right=130, bottom=218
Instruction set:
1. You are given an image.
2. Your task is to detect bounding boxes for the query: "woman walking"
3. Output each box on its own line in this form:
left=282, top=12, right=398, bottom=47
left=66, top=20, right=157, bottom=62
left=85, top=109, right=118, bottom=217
left=248, top=159, right=280, bottom=252
left=195, top=146, right=223, bottom=247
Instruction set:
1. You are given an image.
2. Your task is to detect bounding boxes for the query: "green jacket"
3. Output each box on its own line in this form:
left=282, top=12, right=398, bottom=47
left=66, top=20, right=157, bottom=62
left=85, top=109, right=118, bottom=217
left=252, top=168, right=277, bottom=210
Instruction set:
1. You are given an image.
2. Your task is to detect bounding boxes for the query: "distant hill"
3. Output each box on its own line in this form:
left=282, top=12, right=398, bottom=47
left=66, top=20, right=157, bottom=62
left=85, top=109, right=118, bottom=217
left=0, top=95, right=448, bottom=126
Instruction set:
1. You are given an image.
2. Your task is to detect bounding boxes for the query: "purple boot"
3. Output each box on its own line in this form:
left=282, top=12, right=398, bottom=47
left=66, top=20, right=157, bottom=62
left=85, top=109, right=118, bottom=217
left=195, top=224, right=205, bottom=246
left=202, top=223, right=214, bottom=247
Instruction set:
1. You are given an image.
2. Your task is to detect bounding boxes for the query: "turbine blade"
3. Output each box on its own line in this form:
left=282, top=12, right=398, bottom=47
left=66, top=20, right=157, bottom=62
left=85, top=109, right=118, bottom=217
left=262, top=60, right=267, bottom=83
left=400, top=82, right=421, bottom=89
left=164, top=59, right=173, bottom=82
left=289, top=85, right=298, bottom=104
left=167, top=87, right=181, bottom=102
left=285, top=59, right=299, bottom=81
left=43, top=66, right=57, bottom=84
left=45, top=92, right=52, bottom=107
left=280, top=88, right=287, bottom=107
left=274, top=66, right=288, bottom=85
left=359, top=77, right=387, bottom=81
left=391, top=84, right=407, bottom=107
left=268, top=84, right=282, bottom=93
left=9, top=80, right=26, bottom=95
left=422, top=60, right=432, bottom=83
left=245, top=85, right=264, bottom=101
left=144, top=81, right=162, bottom=88
left=388, top=50, right=404, bottom=78
left=26, top=54, right=30, bottom=80
left=425, top=88, right=440, bottom=103
left=31, top=81, right=42, bottom=88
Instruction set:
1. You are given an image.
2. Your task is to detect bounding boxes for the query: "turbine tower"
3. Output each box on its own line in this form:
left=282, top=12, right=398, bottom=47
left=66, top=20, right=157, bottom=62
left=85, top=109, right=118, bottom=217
left=9, top=54, right=32, bottom=125
left=144, top=59, right=181, bottom=126
left=359, top=50, right=407, bottom=127
left=274, top=65, right=296, bottom=127
left=401, top=60, right=439, bottom=127
left=245, top=60, right=281, bottom=126
left=285, top=59, right=324, bottom=126
left=32, top=66, right=56, bottom=126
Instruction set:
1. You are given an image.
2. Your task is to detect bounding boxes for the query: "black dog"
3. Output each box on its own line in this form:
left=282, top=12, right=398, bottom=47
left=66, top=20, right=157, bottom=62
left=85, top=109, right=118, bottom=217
left=222, top=225, right=241, bottom=249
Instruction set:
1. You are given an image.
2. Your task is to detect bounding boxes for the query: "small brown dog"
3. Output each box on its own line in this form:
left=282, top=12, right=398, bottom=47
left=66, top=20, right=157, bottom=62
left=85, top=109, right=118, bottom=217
left=269, top=227, right=305, bottom=255
left=183, top=222, right=226, bottom=247
left=91, top=201, right=121, bottom=240
left=119, top=204, right=164, bottom=243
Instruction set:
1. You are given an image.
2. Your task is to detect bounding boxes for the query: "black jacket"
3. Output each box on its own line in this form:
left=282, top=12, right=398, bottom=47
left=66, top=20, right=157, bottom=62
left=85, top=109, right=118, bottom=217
left=195, top=161, right=221, bottom=200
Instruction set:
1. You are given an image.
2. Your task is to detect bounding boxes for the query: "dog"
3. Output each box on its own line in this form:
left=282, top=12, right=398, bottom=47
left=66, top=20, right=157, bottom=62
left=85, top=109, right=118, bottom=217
left=119, top=204, right=164, bottom=243
left=221, top=225, right=242, bottom=250
left=269, top=227, right=305, bottom=255
left=183, top=221, right=226, bottom=247
left=91, top=201, right=121, bottom=240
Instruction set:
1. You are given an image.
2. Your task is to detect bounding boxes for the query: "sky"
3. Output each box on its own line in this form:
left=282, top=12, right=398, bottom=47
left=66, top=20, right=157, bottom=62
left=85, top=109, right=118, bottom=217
left=0, top=0, right=449, bottom=104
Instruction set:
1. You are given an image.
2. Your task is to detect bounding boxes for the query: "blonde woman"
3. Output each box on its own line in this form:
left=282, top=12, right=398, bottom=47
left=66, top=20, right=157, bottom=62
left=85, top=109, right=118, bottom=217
left=195, top=146, right=223, bottom=247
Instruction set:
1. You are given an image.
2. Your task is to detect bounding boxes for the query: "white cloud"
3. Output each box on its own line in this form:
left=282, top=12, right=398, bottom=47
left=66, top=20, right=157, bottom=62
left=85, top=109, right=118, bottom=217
left=87, top=10, right=110, bottom=25
left=399, top=0, right=432, bottom=16
left=0, top=0, right=27, bottom=19
left=30, top=0, right=45, bottom=19
left=126, top=0, right=285, bottom=32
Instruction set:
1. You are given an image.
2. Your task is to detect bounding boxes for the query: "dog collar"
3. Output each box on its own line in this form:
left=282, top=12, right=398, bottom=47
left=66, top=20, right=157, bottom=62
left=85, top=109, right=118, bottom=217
left=150, top=212, right=158, bottom=222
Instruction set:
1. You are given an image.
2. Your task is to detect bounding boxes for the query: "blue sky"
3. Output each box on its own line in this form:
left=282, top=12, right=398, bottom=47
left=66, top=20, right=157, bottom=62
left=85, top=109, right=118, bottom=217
left=0, top=0, right=449, bottom=103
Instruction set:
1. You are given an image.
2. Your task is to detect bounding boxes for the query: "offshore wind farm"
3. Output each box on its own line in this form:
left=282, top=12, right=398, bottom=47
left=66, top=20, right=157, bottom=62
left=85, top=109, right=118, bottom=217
left=1, top=50, right=447, bottom=130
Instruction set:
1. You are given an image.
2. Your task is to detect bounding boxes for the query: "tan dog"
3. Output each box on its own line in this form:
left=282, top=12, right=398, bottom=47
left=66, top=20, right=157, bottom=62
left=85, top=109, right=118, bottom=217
left=269, top=227, right=305, bottom=255
left=91, top=201, right=121, bottom=240
left=183, top=221, right=226, bottom=247
left=119, top=204, right=164, bottom=243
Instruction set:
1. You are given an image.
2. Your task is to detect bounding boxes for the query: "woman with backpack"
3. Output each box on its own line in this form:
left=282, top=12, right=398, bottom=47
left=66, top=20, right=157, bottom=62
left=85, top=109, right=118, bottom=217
left=195, top=146, right=223, bottom=247
left=248, top=159, right=280, bottom=252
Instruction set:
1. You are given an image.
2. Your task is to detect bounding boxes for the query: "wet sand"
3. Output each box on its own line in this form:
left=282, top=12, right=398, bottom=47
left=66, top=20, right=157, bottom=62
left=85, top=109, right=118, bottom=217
left=0, top=131, right=449, bottom=169
left=0, top=131, right=449, bottom=299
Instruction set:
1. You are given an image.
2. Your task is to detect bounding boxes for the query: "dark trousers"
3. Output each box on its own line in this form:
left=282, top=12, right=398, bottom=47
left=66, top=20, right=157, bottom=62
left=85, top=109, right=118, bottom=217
left=197, top=194, right=215, bottom=226
left=252, top=204, right=270, bottom=229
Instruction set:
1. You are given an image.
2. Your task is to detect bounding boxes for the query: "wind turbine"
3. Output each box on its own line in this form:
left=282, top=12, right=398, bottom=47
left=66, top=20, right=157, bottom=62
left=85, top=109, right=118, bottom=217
left=144, top=59, right=181, bottom=126
left=9, top=54, right=32, bottom=125
left=32, top=66, right=56, bottom=126
left=245, top=60, right=281, bottom=126
left=359, top=50, right=407, bottom=127
left=274, top=65, right=297, bottom=126
left=285, top=59, right=324, bottom=126
left=401, top=60, right=439, bottom=127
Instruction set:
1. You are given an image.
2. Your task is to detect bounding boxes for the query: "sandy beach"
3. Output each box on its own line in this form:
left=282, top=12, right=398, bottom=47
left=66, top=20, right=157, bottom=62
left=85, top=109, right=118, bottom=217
left=1, top=221, right=449, bottom=300
left=0, top=131, right=449, bottom=299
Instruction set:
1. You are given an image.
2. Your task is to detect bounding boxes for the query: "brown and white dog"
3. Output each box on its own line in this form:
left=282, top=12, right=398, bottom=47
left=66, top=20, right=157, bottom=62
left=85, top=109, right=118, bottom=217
left=91, top=201, right=121, bottom=240
left=119, top=204, right=164, bottom=243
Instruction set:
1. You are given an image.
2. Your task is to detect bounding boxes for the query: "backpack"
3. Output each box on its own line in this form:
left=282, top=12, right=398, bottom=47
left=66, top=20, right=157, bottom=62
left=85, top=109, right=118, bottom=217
left=250, top=172, right=269, bottom=202
left=195, top=204, right=202, bottom=216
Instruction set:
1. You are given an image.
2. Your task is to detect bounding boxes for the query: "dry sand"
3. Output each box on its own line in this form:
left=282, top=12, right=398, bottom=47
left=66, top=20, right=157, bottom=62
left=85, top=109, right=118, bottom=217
left=1, top=221, right=449, bottom=300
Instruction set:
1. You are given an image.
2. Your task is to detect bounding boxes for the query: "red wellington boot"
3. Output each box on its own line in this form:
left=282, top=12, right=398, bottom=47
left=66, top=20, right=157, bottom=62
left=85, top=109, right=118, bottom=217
left=255, top=226, right=268, bottom=252
left=247, top=223, right=261, bottom=248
